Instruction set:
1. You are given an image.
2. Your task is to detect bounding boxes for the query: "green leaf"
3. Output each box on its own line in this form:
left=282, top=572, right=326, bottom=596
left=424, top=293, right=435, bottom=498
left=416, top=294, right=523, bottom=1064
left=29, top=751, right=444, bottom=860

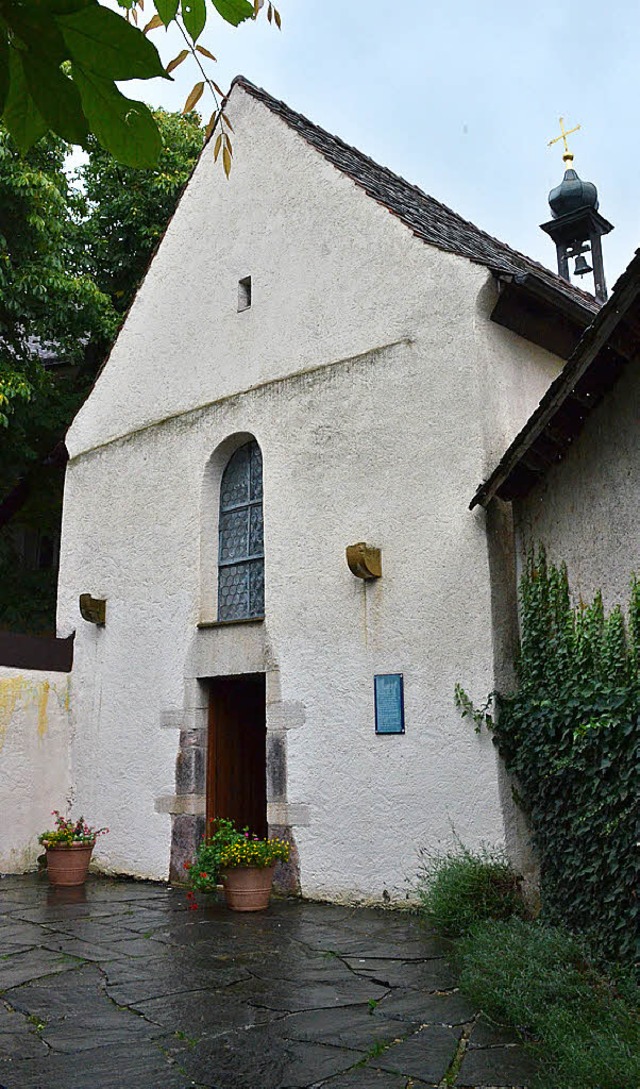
left=2, top=47, right=48, bottom=152
left=44, top=0, right=95, bottom=13
left=154, top=0, right=180, bottom=25
left=22, top=54, right=89, bottom=145
left=181, top=0, right=206, bottom=40
left=3, top=5, right=67, bottom=65
left=211, top=0, right=254, bottom=26
left=72, top=65, right=161, bottom=166
left=0, top=31, right=9, bottom=115
left=57, top=4, right=167, bottom=80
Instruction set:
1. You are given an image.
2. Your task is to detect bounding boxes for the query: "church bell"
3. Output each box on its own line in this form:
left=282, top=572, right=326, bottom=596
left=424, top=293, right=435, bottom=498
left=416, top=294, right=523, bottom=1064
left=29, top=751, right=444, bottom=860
left=573, top=253, right=593, bottom=277
left=540, top=118, right=613, bottom=302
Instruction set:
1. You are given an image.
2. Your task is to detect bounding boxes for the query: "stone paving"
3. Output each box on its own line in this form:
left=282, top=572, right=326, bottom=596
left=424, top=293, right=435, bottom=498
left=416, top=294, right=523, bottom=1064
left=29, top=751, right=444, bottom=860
left=0, top=875, right=537, bottom=1089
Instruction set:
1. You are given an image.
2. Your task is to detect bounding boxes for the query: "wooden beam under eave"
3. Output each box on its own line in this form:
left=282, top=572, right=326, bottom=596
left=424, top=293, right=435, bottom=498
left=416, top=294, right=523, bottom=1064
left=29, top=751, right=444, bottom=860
left=533, top=433, right=568, bottom=464
left=573, top=348, right=628, bottom=402
left=496, top=465, right=544, bottom=502
left=566, top=388, right=595, bottom=408
left=545, top=424, right=573, bottom=450
left=608, top=325, right=640, bottom=362
left=521, top=446, right=556, bottom=472
left=490, top=279, right=590, bottom=360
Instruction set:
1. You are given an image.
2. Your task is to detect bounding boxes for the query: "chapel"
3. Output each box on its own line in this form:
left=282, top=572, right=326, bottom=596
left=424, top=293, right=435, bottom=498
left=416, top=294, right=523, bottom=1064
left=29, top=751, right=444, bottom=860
left=49, top=78, right=637, bottom=898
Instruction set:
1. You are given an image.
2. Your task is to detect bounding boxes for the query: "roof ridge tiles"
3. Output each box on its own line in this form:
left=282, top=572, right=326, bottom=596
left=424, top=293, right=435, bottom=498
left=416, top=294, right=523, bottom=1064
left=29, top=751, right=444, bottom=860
left=232, top=75, right=599, bottom=314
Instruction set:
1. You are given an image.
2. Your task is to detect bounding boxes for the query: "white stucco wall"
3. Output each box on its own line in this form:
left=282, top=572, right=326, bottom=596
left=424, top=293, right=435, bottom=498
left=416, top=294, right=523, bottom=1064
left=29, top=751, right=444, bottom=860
left=516, top=359, right=639, bottom=610
left=58, top=84, right=566, bottom=897
left=474, top=280, right=563, bottom=473
left=0, top=668, right=71, bottom=873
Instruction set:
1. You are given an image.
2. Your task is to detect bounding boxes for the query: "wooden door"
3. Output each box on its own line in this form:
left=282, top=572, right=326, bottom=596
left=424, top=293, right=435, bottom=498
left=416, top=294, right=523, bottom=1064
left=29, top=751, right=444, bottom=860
left=206, top=673, right=267, bottom=837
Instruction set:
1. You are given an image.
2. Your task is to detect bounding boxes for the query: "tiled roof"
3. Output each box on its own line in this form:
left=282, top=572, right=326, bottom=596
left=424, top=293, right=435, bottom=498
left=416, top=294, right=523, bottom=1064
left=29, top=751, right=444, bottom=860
left=233, top=76, right=599, bottom=316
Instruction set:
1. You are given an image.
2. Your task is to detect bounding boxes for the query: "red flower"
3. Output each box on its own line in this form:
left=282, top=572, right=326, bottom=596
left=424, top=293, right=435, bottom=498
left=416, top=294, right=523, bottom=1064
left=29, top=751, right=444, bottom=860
left=183, top=861, right=191, bottom=870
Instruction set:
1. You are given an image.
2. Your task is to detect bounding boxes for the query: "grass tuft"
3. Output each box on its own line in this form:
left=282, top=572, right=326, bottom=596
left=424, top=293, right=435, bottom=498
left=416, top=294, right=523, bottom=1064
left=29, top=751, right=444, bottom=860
left=415, top=845, right=639, bottom=1089
left=415, top=844, right=527, bottom=937
left=457, top=918, right=640, bottom=1089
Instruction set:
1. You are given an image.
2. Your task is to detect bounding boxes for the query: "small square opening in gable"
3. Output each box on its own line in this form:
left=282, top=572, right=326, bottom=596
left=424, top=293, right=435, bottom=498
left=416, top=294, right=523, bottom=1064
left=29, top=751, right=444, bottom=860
left=238, top=276, right=252, bottom=311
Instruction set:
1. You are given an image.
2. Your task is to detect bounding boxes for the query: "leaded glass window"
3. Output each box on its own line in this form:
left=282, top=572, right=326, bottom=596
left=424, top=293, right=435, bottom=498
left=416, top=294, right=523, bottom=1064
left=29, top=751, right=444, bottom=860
left=217, top=441, right=265, bottom=620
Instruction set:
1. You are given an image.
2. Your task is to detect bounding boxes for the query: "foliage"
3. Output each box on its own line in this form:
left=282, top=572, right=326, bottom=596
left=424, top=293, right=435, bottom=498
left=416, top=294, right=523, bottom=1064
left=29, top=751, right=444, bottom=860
left=415, top=845, right=639, bottom=1089
left=77, top=108, right=203, bottom=314
left=0, top=530, right=59, bottom=633
left=0, top=107, right=201, bottom=448
left=456, top=918, right=640, bottom=1089
left=0, top=124, right=113, bottom=632
left=456, top=547, right=639, bottom=962
left=414, top=844, right=527, bottom=938
left=0, top=125, right=116, bottom=442
left=0, top=109, right=201, bottom=634
left=0, top=0, right=280, bottom=167
left=39, top=810, right=109, bottom=846
left=185, top=817, right=290, bottom=892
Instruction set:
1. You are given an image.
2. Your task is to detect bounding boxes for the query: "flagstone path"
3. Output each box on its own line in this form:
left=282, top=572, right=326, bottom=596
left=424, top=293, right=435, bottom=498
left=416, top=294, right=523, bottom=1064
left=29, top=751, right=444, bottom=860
left=0, top=874, right=537, bottom=1089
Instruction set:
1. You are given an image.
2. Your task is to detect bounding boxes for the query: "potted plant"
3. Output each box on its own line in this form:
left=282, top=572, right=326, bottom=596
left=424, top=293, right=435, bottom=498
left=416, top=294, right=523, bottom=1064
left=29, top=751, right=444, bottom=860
left=38, top=811, right=109, bottom=887
left=186, top=818, right=290, bottom=912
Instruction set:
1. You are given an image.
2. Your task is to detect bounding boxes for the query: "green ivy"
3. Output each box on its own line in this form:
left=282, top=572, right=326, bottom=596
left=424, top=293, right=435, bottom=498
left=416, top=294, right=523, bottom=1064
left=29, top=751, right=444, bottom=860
left=456, top=547, right=639, bottom=962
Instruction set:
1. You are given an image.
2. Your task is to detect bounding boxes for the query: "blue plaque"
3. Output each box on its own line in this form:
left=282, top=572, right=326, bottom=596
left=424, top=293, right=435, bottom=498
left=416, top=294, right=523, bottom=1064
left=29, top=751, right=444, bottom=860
left=374, top=673, right=405, bottom=735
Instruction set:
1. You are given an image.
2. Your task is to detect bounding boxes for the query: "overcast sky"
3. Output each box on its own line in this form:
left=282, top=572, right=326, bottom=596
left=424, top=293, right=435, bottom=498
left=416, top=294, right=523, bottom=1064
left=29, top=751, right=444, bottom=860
left=128, top=0, right=639, bottom=290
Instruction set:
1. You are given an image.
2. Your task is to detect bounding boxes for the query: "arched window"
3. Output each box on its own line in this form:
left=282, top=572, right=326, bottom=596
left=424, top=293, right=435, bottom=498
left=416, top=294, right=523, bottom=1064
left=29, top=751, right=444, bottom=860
left=217, top=440, right=265, bottom=621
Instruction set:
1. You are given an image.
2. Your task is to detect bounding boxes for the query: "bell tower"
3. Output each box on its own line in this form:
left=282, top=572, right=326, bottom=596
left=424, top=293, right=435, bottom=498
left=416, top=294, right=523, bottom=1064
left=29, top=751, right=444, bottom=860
left=540, top=118, right=613, bottom=303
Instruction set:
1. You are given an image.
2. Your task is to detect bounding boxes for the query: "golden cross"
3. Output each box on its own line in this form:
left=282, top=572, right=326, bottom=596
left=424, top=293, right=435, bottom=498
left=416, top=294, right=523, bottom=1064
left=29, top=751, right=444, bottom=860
left=548, top=117, right=581, bottom=163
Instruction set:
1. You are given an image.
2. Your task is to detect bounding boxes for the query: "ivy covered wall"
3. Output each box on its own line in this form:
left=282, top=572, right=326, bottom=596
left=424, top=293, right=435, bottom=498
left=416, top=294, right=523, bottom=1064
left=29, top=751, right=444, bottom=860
left=459, top=549, right=639, bottom=961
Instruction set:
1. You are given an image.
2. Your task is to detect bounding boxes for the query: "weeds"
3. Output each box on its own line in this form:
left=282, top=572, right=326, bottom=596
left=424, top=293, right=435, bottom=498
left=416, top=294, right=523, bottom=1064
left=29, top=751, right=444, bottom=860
left=416, top=845, right=640, bottom=1089
left=415, top=844, right=526, bottom=937
left=458, top=918, right=639, bottom=1089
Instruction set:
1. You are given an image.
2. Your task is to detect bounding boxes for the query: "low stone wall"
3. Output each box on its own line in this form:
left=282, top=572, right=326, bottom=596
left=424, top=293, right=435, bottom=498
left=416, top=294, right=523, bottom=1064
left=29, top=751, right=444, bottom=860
left=0, top=666, right=72, bottom=873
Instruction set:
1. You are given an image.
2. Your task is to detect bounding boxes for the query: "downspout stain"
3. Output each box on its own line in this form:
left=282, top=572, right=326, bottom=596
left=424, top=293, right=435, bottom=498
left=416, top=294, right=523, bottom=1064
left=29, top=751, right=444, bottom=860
left=0, top=676, right=26, bottom=752
left=37, top=681, right=50, bottom=738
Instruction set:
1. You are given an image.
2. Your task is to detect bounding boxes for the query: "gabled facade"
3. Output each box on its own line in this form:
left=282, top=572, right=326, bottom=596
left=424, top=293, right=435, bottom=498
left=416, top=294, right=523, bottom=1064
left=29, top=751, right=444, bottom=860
left=57, top=79, right=596, bottom=898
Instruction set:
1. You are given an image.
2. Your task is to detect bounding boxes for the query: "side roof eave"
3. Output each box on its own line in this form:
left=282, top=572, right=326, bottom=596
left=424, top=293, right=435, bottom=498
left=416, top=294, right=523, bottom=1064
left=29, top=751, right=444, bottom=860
left=470, top=249, right=640, bottom=509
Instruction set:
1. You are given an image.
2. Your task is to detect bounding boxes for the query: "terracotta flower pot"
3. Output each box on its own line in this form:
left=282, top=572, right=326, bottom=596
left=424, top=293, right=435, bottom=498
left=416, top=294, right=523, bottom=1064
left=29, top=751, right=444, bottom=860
left=45, top=842, right=94, bottom=887
left=219, top=865, right=275, bottom=912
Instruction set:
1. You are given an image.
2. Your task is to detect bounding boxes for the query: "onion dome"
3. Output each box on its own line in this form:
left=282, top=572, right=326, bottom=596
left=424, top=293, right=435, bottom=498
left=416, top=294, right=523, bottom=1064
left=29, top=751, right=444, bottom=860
left=548, top=160, right=599, bottom=219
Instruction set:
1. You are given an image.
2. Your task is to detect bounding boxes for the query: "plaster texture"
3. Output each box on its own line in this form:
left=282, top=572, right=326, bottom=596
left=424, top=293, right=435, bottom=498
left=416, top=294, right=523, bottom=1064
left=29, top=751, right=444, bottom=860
left=0, top=668, right=71, bottom=873
left=515, top=358, right=639, bottom=609
left=58, top=84, right=565, bottom=896
left=473, top=279, right=563, bottom=474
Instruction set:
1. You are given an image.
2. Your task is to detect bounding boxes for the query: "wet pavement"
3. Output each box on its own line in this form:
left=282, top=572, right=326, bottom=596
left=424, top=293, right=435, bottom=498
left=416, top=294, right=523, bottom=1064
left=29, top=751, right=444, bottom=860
left=0, top=874, right=537, bottom=1089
